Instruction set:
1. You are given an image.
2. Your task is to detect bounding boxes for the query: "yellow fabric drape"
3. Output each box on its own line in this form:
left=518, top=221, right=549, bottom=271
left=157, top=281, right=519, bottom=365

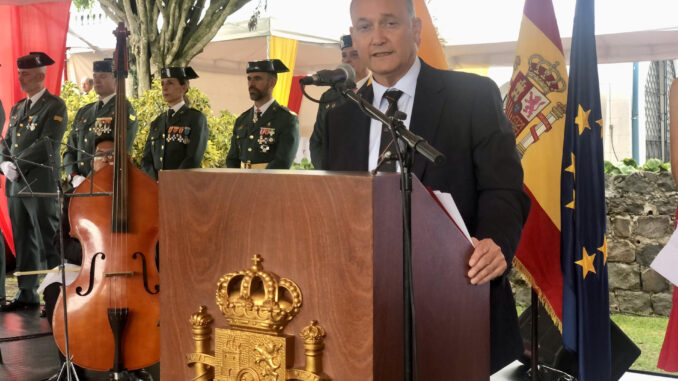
left=414, top=0, right=448, bottom=70
left=454, top=67, right=490, bottom=77
left=269, top=35, right=298, bottom=107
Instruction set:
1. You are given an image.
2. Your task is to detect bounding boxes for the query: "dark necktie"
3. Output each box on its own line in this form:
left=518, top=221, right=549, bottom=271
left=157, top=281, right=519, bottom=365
left=97, top=100, right=104, bottom=111
left=168, top=109, right=175, bottom=119
left=23, top=99, right=32, bottom=119
left=254, top=108, right=262, bottom=123
left=378, top=89, right=404, bottom=172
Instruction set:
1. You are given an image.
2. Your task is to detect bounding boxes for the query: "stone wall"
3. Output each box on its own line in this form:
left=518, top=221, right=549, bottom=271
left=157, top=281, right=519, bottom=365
left=510, top=171, right=678, bottom=316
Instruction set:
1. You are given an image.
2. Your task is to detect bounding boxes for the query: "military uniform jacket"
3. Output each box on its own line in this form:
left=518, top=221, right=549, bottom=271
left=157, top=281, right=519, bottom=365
left=1, top=90, right=68, bottom=196
left=309, top=87, right=344, bottom=170
left=140, top=105, right=209, bottom=180
left=63, top=95, right=137, bottom=178
left=225, top=100, right=300, bottom=169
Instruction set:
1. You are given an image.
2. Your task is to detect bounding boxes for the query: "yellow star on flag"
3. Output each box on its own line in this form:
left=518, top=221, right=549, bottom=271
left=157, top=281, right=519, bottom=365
left=575, top=247, right=597, bottom=279
left=565, top=153, right=576, bottom=178
left=597, top=119, right=604, bottom=138
left=599, top=237, right=608, bottom=264
left=575, top=105, right=592, bottom=135
left=565, top=189, right=575, bottom=209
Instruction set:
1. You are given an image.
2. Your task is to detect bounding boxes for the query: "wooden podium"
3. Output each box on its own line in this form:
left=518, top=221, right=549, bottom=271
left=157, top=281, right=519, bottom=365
left=158, top=169, right=489, bottom=380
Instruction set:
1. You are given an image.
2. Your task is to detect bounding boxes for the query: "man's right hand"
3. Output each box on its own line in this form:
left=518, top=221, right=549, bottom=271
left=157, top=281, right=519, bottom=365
left=0, top=161, right=19, bottom=182
left=71, top=175, right=86, bottom=188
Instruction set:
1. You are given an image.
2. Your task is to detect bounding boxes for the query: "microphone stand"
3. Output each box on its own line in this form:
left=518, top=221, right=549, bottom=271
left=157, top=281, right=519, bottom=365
left=336, top=83, right=445, bottom=381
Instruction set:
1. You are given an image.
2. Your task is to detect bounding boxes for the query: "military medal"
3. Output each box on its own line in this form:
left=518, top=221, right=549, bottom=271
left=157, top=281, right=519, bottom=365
left=93, top=117, right=113, bottom=136
left=26, top=115, right=38, bottom=131
left=166, top=126, right=191, bottom=144
left=258, top=127, right=276, bottom=153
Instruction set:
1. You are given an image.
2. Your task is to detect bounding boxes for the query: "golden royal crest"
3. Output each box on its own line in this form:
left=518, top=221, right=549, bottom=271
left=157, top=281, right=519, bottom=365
left=187, top=255, right=330, bottom=381
left=506, top=54, right=567, bottom=157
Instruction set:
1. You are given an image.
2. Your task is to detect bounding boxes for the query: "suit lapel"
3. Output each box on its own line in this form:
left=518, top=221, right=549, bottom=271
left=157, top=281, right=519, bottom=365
left=257, top=100, right=278, bottom=127
left=409, top=61, right=445, bottom=179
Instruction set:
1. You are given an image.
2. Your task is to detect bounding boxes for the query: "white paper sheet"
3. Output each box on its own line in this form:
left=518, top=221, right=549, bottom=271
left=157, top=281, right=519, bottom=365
left=432, top=190, right=473, bottom=245
left=650, top=228, right=678, bottom=287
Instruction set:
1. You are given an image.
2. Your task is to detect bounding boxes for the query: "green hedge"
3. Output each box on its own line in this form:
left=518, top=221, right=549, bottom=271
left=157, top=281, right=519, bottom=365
left=604, top=158, right=671, bottom=175
left=60, top=80, right=235, bottom=170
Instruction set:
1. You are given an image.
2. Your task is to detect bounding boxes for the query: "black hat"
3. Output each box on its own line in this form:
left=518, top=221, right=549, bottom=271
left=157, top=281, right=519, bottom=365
left=17, top=52, right=55, bottom=69
left=340, top=35, right=353, bottom=49
left=93, top=58, right=113, bottom=73
left=246, top=59, right=289, bottom=74
left=160, top=67, right=199, bottom=80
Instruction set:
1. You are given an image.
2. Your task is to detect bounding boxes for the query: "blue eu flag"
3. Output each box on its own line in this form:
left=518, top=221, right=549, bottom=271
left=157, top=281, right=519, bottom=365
left=560, top=0, right=611, bottom=379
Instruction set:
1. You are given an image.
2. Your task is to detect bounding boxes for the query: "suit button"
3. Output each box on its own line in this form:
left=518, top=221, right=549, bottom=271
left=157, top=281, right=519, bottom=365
left=16, top=133, right=20, bottom=137
left=247, top=148, right=252, bottom=152
left=84, top=138, right=88, bottom=142
left=14, top=144, right=18, bottom=147
left=80, top=162, right=84, bottom=166
left=160, top=158, right=163, bottom=161
left=161, top=145, right=164, bottom=149
left=249, top=135, right=254, bottom=139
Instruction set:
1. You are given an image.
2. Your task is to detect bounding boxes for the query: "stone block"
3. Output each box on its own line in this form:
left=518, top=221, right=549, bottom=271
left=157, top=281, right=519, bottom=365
left=636, top=243, right=663, bottom=266
left=609, top=292, right=620, bottom=313
left=611, top=216, right=633, bottom=238
left=607, top=238, right=635, bottom=262
left=619, top=172, right=653, bottom=194
left=656, top=172, right=678, bottom=192
left=651, top=293, right=673, bottom=317
left=608, top=262, right=640, bottom=290
left=635, top=216, right=672, bottom=239
left=616, top=290, right=652, bottom=315
left=641, top=267, right=669, bottom=292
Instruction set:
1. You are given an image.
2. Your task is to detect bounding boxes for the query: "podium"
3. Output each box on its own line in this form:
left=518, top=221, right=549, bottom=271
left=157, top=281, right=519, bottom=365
left=158, top=169, right=489, bottom=380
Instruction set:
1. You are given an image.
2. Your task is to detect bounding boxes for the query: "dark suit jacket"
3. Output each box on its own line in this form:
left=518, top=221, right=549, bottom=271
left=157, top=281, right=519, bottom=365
left=326, top=60, right=531, bottom=373
left=2, top=90, right=68, bottom=196
left=141, top=104, right=209, bottom=180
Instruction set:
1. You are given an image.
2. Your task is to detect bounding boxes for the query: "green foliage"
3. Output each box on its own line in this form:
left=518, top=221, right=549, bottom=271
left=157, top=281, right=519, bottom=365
left=60, top=81, right=97, bottom=158
left=72, top=0, right=95, bottom=11
left=621, top=158, right=638, bottom=168
left=611, top=313, right=671, bottom=374
left=60, top=80, right=235, bottom=171
left=604, top=158, right=671, bottom=175
left=291, top=158, right=314, bottom=170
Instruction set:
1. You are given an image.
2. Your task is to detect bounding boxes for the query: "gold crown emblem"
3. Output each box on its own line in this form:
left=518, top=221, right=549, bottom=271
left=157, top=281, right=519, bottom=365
left=527, top=54, right=566, bottom=94
left=216, top=254, right=302, bottom=334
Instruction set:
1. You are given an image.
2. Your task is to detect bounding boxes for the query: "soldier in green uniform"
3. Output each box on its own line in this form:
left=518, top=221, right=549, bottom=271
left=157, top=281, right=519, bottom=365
left=225, top=59, right=300, bottom=169
left=309, top=35, right=370, bottom=169
left=63, top=58, right=138, bottom=188
left=141, top=66, right=208, bottom=180
left=0, top=52, right=68, bottom=311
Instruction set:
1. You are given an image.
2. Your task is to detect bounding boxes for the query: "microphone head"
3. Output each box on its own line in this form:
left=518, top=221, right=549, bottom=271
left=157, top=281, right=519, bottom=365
left=337, top=63, right=356, bottom=84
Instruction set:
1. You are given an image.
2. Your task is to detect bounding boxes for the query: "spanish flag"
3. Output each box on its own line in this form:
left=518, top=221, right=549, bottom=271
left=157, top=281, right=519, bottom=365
left=506, top=0, right=568, bottom=327
left=414, top=0, right=447, bottom=70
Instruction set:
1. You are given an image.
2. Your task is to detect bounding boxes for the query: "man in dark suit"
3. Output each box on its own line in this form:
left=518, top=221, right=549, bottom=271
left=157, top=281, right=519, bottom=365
left=309, top=34, right=369, bottom=169
left=225, top=59, right=299, bottom=169
left=326, top=0, right=531, bottom=373
left=63, top=58, right=137, bottom=188
left=0, top=52, right=68, bottom=311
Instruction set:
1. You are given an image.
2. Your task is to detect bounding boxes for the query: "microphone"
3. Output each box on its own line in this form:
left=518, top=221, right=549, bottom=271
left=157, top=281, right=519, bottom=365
left=299, top=64, right=356, bottom=86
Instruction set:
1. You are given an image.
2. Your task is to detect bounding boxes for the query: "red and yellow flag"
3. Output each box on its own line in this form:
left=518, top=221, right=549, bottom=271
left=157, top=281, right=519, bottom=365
left=505, top=0, right=568, bottom=327
left=414, top=0, right=448, bottom=70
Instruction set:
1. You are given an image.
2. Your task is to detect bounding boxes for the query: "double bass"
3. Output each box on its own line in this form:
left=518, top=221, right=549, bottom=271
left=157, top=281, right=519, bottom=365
left=53, top=23, right=160, bottom=373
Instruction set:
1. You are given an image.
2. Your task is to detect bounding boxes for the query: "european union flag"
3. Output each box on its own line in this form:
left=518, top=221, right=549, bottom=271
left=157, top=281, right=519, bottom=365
left=560, top=0, right=611, bottom=380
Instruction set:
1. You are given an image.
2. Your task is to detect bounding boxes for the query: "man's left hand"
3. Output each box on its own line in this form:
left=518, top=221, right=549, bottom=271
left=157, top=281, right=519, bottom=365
left=467, top=237, right=507, bottom=285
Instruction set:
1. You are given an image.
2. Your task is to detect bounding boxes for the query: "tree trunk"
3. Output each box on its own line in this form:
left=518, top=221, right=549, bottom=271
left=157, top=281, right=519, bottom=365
left=97, top=0, right=256, bottom=97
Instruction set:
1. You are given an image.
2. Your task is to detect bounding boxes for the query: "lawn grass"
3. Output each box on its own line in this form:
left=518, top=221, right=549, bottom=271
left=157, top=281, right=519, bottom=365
left=612, top=313, right=673, bottom=375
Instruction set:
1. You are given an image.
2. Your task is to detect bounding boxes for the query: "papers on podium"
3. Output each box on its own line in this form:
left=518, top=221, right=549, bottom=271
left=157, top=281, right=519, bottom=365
left=428, top=189, right=473, bottom=245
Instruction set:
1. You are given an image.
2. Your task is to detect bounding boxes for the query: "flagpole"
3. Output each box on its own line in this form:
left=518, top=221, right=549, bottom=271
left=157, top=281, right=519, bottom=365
left=531, top=290, right=539, bottom=381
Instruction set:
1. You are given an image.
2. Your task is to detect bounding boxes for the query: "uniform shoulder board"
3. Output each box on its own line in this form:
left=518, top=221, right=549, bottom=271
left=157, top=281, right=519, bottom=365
left=54, top=115, right=63, bottom=122
left=278, top=104, right=296, bottom=116
left=129, top=114, right=136, bottom=121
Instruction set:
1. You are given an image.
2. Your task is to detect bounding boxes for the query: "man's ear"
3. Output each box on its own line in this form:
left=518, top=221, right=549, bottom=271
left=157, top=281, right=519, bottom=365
left=413, top=17, right=423, bottom=46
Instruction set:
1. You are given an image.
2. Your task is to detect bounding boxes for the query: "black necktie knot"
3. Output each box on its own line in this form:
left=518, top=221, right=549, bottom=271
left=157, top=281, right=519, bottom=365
left=383, top=89, right=403, bottom=111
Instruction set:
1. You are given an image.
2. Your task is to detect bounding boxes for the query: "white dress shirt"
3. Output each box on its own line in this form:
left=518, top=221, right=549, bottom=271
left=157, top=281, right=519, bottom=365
left=368, top=58, right=421, bottom=171
left=27, top=88, right=47, bottom=109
